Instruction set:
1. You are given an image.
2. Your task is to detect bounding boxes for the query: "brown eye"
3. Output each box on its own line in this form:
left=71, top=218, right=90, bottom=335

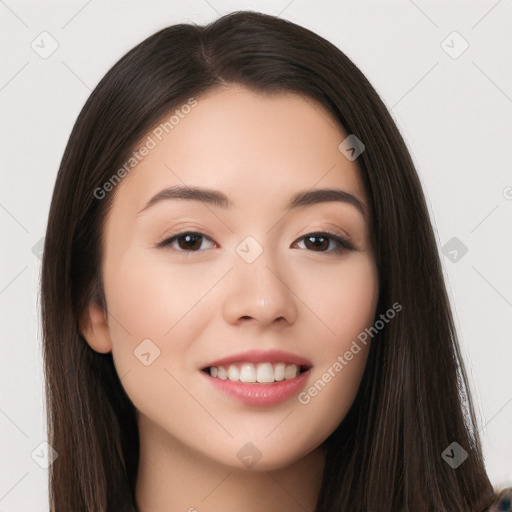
left=303, top=234, right=330, bottom=251
left=294, top=232, right=355, bottom=253
left=157, top=232, right=215, bottom=252
left=176, top=233, right=203, bottom=251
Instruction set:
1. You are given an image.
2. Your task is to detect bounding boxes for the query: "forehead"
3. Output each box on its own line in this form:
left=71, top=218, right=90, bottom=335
left=110, top=85, right=367, bottom=215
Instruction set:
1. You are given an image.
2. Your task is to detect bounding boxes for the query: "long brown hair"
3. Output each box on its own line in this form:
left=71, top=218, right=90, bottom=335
left=41, top=10, right=494, bottom=511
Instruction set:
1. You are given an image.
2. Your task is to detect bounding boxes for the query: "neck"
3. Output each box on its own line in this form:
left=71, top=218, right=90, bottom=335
left=135, top=413, right=326, bottom=512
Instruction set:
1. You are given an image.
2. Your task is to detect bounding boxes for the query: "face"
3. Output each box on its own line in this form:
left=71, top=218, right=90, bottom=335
left=82, top=85, right=379, bottom=471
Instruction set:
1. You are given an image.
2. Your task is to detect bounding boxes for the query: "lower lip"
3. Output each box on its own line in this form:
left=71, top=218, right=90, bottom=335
left=202, top=369, right=311, bottom=407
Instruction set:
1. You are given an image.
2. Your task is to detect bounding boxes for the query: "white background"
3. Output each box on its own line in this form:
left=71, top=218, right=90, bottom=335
left=1, top=1, right=511, bottom=510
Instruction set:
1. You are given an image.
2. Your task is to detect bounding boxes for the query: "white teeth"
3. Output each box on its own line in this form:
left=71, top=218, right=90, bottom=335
left=284, top=364, right=298, bottom=380
left=228, top=365, right=240, bottom=381
left=207, top=362, right=302, bottom=383
left=240, top=364, right=257, bottom=382
left=274, top=363, right=285, bottom=381
left=256, top=363, right=274, bottom=383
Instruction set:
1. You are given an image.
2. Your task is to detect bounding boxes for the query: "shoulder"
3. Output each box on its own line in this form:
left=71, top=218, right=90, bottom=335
left=485, top=487, right=511, bottom=511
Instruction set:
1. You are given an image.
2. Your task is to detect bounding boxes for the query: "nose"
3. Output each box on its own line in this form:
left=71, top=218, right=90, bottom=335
left=222, top=249, right=298, bottom=329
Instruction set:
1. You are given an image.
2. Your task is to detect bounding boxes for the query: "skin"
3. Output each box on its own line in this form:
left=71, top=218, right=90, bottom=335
left=80, top=85, right=379, bottom=511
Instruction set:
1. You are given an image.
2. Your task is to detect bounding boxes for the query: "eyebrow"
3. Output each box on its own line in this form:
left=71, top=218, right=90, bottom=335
left=137, top=185, right=367, bottom=218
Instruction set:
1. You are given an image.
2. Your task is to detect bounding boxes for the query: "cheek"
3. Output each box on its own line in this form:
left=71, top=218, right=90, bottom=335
left=101, top=251, right=219, bottom=427
left=104, top=249, right=219, bottom=344
left=292, top=253, right=379, bottom=343
left=332, top=261, right=379, bottom=338
left=290, top=255, right=378, bottom=432
left=101, top=249, right=225, bottom=390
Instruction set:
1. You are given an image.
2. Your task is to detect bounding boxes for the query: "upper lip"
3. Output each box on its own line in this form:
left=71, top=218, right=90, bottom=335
left=202, top=349, right=313, bottom=370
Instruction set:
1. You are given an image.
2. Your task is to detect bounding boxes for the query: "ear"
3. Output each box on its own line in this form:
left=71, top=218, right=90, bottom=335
left=79, top=300, right=113, bottom=354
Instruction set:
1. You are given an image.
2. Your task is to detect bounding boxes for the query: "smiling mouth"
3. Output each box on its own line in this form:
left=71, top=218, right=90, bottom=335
left=201, top=362, right=310, bottom=383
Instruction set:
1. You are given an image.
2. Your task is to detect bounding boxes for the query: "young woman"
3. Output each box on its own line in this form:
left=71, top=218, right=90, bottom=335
left=40, top=10, right=510, bottom=512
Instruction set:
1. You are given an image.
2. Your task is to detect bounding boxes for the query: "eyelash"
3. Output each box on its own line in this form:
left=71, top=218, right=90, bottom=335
left=156, top=230, right=356, bottom=254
